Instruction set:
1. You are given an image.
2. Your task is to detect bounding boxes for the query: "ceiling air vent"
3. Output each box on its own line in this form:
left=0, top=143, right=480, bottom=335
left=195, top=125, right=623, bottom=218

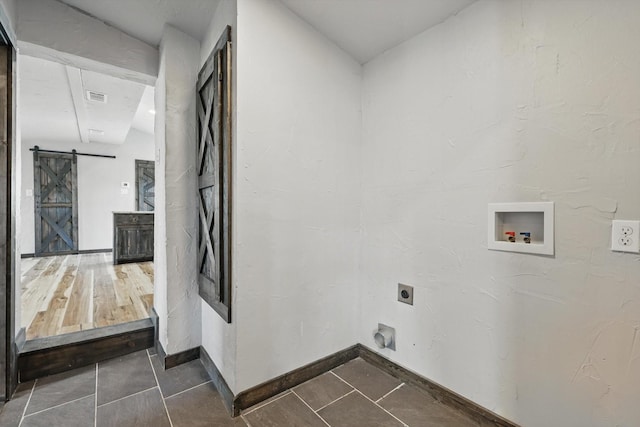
left=86, top=90, right=107, bottom=103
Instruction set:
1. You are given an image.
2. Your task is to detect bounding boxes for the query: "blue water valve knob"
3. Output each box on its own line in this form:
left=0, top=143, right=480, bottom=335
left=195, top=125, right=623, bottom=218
left=520, top=232, right=531, bottom=244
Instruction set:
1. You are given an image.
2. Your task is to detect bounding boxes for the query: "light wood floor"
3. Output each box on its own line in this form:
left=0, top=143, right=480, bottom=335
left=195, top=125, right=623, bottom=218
left=21, top=253, right=154, bottom=340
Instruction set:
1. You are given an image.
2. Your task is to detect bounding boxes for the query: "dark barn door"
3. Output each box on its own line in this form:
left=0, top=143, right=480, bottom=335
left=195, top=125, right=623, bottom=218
left=135, top=159, right=155, bottom=211
left=33, top=149, right=78, bottom=256
left=197, top=26, right=232, bottom=322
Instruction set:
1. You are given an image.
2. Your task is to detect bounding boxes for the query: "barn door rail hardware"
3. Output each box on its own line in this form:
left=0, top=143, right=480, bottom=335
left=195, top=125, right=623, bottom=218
left=30, top=146, right=116, bottom=159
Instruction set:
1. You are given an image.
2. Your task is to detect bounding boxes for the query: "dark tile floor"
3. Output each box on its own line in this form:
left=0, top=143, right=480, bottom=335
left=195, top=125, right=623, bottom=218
left=0, top=352, right=480, bottom=426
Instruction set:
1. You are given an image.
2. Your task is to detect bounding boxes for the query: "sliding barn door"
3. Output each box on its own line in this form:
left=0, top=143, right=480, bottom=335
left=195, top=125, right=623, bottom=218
left=197, top=26, right=232, bottom=322
left=33, top=149, right=78, bottom=256
left=135, top=159, right=155, bottom=211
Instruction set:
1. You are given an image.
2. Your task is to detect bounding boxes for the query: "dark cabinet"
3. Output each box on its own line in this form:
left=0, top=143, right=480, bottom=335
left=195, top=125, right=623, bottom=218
left=113, top=212, right=154, bottom=264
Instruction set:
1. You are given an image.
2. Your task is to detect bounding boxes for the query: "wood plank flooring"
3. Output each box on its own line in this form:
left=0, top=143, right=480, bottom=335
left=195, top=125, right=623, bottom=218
left=21, top=253, right=154, bottom=340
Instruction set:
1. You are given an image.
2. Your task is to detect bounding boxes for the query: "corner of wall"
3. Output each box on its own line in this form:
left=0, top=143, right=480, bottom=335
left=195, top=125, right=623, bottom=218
left=154, top=25, right=202, bottom=356
left=198, top=0, right=238, bottom=394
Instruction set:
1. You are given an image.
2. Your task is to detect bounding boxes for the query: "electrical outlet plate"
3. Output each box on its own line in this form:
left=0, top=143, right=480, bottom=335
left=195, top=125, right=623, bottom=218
left=398, top=283, right=414, bottom=305
left=611, top=220, right=640, bottom=253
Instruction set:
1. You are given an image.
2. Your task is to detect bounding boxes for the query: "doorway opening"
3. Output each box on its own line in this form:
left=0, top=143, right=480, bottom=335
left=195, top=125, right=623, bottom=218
left=18, top=55, right=156, bottom=343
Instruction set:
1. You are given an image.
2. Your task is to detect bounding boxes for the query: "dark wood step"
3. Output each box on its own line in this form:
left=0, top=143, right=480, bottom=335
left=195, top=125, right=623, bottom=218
left=18, top=318, right=154, bottom=382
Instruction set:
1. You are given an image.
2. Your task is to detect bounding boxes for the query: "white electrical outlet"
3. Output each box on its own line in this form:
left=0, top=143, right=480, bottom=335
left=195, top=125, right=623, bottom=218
left=611, top=220, right=640, bottom=253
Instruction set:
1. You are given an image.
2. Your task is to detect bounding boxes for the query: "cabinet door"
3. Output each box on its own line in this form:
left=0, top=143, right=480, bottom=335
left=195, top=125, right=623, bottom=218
left=138, top=225, right=154, bottom=258
left=114, top=222, right=154, bottom=264
left=115, top=227, right=137, bottom=261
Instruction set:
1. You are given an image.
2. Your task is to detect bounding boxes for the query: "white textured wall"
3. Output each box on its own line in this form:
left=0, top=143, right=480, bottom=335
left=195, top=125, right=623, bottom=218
left=360, top=1, right=640, bottom=426
left=20, top=129, right=154, bottom=253
left=234, top=0, right=362, bottom=392
left=199, top=0, right=238, bottom=392
left=155, top=25, right=201, bottom=355
left=17, top=0, right=158, bottom=85
left=154, top=41, right=168, bottom=351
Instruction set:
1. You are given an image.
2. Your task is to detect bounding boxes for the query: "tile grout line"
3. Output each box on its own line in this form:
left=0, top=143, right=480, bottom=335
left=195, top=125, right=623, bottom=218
left=353, top=389, right=409, bottom=427
left=94, top=363, right=98, bottom=427
left=376, top=382, right=405, bottom=403
left=329, top=370, right=409, bottom=427
left=241, top=414, right=252, bottom=427
left=23, top=393, right=95, bottom=418
left=241, top=390, right=293, bottom=416
left=328, top=370, right=352, bottom=386
left=163, top=380, right=213, bottom=400
left=290, top=390, right=332, bottom=427
left=17, top=379, right=37, bottom=427
left=314, top=389, right=357, bottom=413
left=147, top=350, right=174, bottom=427
left=95, top=386, right=159, bottom=409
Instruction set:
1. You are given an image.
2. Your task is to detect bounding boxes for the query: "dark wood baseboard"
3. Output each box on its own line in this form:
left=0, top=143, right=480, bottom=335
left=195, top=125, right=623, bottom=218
left=199, top=346, right=235, bottom=416
left=21, top=249, right=112, bottom=259
left=150, top=307, right=161, bottom=359
left=197, top=343, right=518, bottom=426
left=78, top=249, right=112, bottom=255
left=155, top=340, right=166, bottom=364
left=233, top=345, right=360, bottom=415
left=7, top=328, right=27, bottom=399
left=8, top=328, right=25, bottom=399
left=165, top=347, right=200, bottom=370
left=18, top=318, right=153, bottom=382
left=150, top=308, right=200, bottom=371
left=154, top=341, right=200, bottom=371
left=357, top=344, right=519, bottom=427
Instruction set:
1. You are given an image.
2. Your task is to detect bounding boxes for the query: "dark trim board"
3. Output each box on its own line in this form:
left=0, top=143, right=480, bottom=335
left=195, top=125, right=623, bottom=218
left=18, top=319, right=153, bottom=382
left=165, top=347, right=200, bottom=370
left=21, top=248, right=112, bottom=258
left=154, top=341, right=200, bottom=371
left=9, top=328, right=25, bottom=395
left=151, top=308, right=199, bottom=370
left=2, top=41, right=16, bottom=402
left=78, top=248, right=112, bottom=255
left=233, top=344, right=360, bottom=415
left=357, top=345, right=520, bottom=427
left=198, top=343, right=519, bottom=426
left=199, top=346, right=234, bottom=415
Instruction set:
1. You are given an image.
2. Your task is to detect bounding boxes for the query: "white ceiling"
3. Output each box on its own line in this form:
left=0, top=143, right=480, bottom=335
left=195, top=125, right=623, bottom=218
left=131, top=86, right=156, bottom=136
left=20, top=55, right=154, bottom=145
left=58, top=0, right=222, bottom=47
left=19, top=0, right=476, bottom=147
left=20, top=56, right=79, bottom=144
left=280, top=0, right=476, bottom=64
left=58, top=0, right=474, bottom=64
